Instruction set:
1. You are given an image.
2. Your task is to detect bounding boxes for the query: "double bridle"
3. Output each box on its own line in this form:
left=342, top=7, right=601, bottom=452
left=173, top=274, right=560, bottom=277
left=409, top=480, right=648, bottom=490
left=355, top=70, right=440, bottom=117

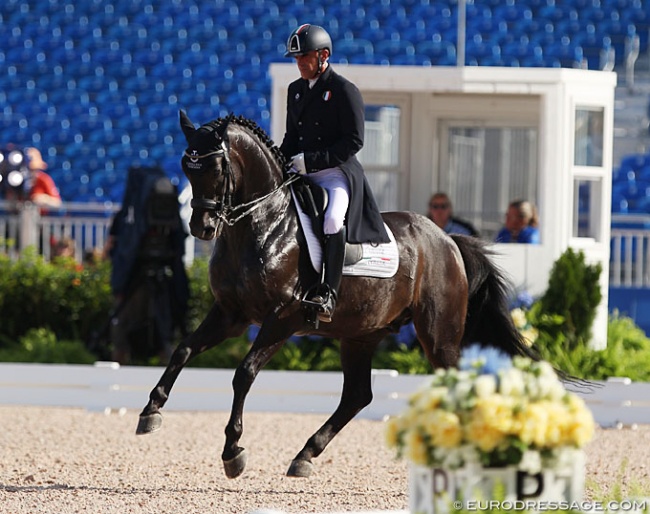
left=185, top=140, right=300, bottom=227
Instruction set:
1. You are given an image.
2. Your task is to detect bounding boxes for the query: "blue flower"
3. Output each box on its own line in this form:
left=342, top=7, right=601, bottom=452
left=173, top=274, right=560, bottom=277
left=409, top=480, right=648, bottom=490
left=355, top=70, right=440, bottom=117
left=509, top=290, right=535, bottom=310
left=396, top=322, right=418, bottom=347
left=459, top=344, right=512, bottom=375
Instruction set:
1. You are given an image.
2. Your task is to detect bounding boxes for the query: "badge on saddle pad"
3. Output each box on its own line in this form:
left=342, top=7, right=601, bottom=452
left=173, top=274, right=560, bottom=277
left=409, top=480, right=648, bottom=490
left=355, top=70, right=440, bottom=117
left=290, top=185, right=399, bottom=278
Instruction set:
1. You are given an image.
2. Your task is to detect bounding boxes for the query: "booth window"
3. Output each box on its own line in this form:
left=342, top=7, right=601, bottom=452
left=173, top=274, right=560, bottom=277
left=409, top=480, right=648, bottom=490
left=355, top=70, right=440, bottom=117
left=358, top=104, right=402, bottom=211
left=574, top=108, right=604, bottom=167
left=573, top=178, right=603, bottom=240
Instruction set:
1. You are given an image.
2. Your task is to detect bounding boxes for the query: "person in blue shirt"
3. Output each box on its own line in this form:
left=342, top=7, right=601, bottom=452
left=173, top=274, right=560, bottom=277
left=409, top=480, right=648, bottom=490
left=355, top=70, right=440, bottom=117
left=427, top=192, right=479, bottom=237
left=495, top=199, right=540, bottom=244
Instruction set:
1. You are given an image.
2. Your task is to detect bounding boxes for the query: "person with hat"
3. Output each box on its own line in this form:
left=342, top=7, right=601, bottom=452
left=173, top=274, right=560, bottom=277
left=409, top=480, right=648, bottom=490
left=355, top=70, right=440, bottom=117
left=280, top=23, right=390, bottom=323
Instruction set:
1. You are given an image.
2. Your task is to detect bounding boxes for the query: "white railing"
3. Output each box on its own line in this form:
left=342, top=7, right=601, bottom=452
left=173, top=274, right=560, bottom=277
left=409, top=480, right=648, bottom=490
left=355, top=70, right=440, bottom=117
left=1, top=202, right=649, bottom=288
left=0, top=199, right=119, bottom=262
left=610, top=214, right=650, bottom=287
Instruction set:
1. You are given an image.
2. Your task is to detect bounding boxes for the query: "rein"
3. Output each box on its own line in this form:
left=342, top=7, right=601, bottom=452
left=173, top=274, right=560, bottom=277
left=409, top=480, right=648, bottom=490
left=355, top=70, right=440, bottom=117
left=216, top=173, right=300, bottom=227
left=186, top=143, right=300, bottom=227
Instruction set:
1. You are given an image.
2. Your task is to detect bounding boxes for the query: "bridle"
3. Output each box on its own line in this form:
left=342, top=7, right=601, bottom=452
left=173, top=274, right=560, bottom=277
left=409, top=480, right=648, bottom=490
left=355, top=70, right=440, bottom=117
left=184, top=139, right=300, bottom=227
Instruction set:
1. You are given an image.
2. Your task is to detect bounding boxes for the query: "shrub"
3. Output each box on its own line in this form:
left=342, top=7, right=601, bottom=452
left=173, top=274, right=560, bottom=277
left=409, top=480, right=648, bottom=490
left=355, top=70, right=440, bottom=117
left=0, top=328, right=96, bottom=364
left=537, top=248, right=602, bottom=347
left=0, top=250, right=113, bottom=346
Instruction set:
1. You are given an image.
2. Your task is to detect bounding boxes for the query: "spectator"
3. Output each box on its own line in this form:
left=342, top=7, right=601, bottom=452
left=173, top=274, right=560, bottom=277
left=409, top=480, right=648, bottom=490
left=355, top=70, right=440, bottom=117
left=51, top=236, right=76, bottom=259
left=495, top=199, right=540, bottom=244
left=24, top=147, right=62, bottom=209
left=427, top=192, right=479, bottom=236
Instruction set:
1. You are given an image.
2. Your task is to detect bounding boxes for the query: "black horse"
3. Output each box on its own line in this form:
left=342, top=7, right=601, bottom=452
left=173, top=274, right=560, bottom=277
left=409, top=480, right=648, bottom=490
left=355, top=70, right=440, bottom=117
left=136, top=111, right=535, bottom=478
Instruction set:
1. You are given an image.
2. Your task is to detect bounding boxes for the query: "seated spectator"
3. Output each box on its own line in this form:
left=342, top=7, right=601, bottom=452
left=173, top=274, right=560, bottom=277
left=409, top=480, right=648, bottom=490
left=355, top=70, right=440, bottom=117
left=427, top=192, right=479, bottom=236
left=495, top=199, right=540, bottom=244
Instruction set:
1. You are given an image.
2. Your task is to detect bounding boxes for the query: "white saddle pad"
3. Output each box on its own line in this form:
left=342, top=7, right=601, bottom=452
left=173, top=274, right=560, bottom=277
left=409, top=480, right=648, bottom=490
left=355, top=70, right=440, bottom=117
left=290, top=185, right=399, bottom=278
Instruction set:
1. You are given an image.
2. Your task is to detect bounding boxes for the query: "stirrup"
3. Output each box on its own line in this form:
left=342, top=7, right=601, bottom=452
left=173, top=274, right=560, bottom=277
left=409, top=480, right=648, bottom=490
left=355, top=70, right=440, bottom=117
left=301, top=287, right=336, bottom=323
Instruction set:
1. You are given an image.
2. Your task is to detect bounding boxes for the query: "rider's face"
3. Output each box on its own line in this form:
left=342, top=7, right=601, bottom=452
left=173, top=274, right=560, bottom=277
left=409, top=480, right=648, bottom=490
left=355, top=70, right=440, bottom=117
left=294, top=50, right=323, bottom=80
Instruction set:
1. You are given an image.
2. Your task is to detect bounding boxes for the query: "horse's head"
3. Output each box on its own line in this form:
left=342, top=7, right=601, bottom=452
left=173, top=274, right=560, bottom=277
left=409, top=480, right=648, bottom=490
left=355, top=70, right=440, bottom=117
left=180, top=110, right=235, bottom=240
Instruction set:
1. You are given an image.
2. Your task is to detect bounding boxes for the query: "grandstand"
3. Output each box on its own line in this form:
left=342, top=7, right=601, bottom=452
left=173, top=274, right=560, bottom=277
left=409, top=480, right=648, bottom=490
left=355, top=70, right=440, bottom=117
left=4, top=0, right=650, bottom=333
left=1, top=0, right=648, bottom=204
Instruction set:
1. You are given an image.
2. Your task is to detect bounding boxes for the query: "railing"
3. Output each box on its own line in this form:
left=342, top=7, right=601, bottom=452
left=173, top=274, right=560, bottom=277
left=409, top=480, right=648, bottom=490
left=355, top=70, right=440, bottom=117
left=1, top=201, right=648, bottom=288
left=0, top=200, right=119, bottom=262
left=610, top=214, right=650, bottom=287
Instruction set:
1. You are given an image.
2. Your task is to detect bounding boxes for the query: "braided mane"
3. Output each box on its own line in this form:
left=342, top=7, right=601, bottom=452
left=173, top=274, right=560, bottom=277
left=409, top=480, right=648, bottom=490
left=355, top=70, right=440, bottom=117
left=207, top=114, right=289, bottom=170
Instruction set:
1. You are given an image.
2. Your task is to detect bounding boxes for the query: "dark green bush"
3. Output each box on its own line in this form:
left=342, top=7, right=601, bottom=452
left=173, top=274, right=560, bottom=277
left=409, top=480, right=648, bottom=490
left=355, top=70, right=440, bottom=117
left=0, top=328, right=96, bottom=364
left=0, top=250, right=113, bottom=346
left=537, top=248, right=602, bottom=347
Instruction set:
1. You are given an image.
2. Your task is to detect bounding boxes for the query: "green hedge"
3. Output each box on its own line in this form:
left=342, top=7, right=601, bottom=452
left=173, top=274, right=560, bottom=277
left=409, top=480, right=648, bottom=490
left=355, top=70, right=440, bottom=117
left=2, top=248, right=650, bottom=382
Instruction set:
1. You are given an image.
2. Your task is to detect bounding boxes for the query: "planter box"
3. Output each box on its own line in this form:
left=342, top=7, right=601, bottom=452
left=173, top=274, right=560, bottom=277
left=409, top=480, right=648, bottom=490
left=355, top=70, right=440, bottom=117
left=409, top=453, right=585, bottom=514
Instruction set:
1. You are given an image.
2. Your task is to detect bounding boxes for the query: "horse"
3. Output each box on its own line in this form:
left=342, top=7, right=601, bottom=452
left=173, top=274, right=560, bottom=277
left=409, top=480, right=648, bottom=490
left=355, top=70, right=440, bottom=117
left=136, top=111, right=535, bottom=479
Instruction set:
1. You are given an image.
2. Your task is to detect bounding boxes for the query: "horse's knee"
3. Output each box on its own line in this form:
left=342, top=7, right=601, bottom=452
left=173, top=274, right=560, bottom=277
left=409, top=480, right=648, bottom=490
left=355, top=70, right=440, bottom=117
left=171, top=345, right=192, bottom=365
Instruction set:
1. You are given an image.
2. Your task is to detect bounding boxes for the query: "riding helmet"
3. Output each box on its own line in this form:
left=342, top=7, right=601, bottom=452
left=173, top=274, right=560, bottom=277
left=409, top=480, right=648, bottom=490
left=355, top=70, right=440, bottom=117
left=284, top=24, right=332, bottom=57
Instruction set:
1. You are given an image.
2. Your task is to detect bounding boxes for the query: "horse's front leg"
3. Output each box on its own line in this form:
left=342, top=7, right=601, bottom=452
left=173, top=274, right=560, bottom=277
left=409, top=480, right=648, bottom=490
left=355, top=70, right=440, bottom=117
left=287, top=337, right=379, bottom=478
left=136, top=303, right=247, bottom=435
left=222, top=310, right=301, bottom=479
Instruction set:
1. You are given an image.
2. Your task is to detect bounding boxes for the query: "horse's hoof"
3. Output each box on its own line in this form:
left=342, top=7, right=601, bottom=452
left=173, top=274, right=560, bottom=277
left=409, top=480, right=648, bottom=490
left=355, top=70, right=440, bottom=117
left=223, top=448, right=248, bottom=479
left=135, top=412, right=163, bottom=435
left=286, top=459, right=314, bottom=478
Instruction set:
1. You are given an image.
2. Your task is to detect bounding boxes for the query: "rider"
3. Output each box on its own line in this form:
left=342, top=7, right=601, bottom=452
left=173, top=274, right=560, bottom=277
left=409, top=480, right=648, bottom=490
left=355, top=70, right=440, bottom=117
left=280, top=24, right=390, bottom=322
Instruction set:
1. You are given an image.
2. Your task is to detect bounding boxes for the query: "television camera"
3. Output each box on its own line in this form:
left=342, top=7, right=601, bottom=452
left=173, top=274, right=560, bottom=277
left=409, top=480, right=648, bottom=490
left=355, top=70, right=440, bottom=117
left=0, top=146, right=32, bottom=200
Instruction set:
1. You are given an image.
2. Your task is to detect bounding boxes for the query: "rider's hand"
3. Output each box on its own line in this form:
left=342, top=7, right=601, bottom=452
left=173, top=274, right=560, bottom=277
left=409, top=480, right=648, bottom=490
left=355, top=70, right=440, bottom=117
left=289, top=153, right=307, bottom=175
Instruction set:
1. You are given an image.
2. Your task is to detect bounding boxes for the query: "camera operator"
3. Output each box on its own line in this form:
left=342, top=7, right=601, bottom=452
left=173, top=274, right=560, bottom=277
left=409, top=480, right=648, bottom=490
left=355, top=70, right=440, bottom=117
left=106, top=166, right=189, bottom=365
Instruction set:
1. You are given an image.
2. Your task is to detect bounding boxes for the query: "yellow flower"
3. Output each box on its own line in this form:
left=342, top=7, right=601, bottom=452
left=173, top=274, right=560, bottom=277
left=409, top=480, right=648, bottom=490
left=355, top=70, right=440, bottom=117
left=465, top=395, right=515, bottom=451
left=562, top=395, right=596, bottom=447
left=404, top=428, right=429, bottom=465
left=516, top=400, right=566, bottom=447
left=384, top=416, right=401, bottom=449
left=421, top=410, right=463, bottom=448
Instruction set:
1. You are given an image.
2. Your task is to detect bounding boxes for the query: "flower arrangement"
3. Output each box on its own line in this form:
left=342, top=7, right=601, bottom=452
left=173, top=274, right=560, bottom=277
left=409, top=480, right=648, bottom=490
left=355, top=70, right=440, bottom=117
left=385, top=345, right=595, bottom=474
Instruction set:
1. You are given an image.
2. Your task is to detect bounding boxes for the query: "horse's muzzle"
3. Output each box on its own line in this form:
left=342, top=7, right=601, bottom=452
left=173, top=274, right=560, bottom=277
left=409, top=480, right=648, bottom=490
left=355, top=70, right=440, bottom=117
left=190, top=210, right=219, bottom=240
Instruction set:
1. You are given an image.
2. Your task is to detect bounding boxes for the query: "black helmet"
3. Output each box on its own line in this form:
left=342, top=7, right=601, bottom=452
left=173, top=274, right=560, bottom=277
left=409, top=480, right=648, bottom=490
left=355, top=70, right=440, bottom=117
left=284, top=24, right=332, bottom=57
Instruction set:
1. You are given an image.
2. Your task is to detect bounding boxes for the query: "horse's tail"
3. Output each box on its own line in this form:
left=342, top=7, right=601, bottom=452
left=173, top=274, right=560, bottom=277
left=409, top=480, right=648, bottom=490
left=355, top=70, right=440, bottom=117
left=450, top=234, right=539, bottom=360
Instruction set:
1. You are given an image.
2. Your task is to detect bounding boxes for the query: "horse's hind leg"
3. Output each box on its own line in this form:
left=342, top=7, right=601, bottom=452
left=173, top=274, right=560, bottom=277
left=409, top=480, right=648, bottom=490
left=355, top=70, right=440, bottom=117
left=413, top=279, right=468, bottom=369
left=287, top=337, right=379, bottom=478
left=136, top=303, right=247, bottom=435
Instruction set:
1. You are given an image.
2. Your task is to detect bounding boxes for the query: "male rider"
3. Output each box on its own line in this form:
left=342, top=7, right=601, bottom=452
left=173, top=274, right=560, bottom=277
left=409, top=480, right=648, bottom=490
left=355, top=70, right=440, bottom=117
left=280, top=24, right=389, bottom=322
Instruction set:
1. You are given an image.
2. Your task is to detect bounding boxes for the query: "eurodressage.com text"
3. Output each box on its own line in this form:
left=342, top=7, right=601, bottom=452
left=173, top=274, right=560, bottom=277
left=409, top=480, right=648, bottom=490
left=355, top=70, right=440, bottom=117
left=461, top=499, right=648, bottom=511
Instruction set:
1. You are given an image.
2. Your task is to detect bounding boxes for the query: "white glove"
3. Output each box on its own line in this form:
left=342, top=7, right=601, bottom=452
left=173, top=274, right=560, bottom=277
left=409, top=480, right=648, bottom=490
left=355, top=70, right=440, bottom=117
left=289, top=153, right=307, bottom=175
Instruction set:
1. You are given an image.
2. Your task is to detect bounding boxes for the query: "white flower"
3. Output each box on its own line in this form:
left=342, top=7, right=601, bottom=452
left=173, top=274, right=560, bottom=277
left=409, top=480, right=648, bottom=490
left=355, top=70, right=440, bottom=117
left=474, top=374, right=497, bottom=398
left=511, top=308, right=527, bottom=329
left=498, top=368, right=525, bottom=397
left=519, top=450, right=542, bottom=474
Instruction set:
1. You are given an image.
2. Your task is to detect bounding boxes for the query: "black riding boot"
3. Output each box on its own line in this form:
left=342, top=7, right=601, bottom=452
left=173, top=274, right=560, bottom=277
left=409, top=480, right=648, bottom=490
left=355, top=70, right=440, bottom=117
left=311, top=227, right=346, bottom=323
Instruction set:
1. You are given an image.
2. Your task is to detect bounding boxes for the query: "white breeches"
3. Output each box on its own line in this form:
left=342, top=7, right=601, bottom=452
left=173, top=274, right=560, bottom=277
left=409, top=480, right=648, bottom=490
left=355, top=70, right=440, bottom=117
left=307, top=167, right=350, bottom=235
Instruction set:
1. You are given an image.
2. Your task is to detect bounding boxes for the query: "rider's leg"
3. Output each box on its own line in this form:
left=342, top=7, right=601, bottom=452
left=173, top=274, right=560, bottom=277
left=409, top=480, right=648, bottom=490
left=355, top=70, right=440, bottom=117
left=313, top=183, right=348, bottom=322
left=305, top=168, right=349, bottom=322
left=312, top=225, right=345, bottom=322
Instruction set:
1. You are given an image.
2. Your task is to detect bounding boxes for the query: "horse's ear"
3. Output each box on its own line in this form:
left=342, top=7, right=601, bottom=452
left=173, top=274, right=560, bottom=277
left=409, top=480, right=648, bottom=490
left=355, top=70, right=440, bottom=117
left=216, top=116, right=231, bottom=140
left=179, top=110, right=196, bottom=141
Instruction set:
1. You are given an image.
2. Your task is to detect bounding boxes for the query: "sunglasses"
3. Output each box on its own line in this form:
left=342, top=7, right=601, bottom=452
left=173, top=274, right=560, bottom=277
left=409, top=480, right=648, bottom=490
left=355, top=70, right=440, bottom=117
left=429, top=203, right=449, bottom=210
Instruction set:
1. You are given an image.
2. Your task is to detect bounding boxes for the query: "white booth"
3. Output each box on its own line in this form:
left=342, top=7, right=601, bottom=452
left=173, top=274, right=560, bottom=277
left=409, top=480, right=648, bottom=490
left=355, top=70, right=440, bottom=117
left=270, top=64, right=616, bottom=348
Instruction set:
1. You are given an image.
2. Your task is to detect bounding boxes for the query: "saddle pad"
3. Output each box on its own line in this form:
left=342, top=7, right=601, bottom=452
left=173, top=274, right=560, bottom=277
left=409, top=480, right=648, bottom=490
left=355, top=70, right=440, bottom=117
left=290, top=185, right=399, bottom=278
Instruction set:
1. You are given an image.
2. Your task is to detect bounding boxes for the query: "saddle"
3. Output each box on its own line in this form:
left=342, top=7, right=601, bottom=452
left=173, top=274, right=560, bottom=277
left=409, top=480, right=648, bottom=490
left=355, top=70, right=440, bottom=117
left=291, top=177, right=363, bottom=266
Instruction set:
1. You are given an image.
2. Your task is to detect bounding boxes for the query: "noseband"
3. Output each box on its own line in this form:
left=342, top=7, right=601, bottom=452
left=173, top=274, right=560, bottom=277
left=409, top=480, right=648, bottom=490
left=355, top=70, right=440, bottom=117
left=185, top=140, right=300, bottom=227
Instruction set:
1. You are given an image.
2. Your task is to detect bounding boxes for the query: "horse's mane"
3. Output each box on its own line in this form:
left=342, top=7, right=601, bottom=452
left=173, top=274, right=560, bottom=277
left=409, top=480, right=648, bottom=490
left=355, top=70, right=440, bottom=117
left=206, top=114, right=289, bottom=171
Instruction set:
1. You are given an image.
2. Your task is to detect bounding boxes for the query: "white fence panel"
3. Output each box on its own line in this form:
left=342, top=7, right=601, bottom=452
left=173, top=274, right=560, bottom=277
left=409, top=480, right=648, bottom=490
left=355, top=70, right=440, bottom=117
left=1, top=363, right=649, bottom=427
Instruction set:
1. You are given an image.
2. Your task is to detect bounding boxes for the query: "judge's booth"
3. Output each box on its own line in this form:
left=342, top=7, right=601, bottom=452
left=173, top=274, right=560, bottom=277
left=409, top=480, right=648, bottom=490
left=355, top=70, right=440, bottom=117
left=270, top=64, right=616, bottom=348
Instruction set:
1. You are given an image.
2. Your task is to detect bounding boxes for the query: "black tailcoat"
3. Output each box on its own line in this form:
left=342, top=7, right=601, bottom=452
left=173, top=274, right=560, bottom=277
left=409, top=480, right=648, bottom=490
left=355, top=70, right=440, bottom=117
left=279, top=66, right=390, bottom=244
